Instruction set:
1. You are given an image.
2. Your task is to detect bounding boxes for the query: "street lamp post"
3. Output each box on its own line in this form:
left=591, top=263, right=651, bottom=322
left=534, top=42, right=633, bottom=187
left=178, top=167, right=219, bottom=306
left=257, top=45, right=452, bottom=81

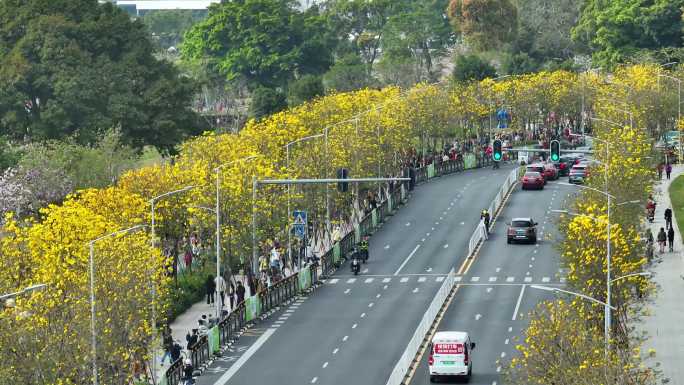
left=88, top=224, right=147, bottom=385
left=215, top=155, right=258, bottom=317
left=149, top=185, right=194, bottom=383
left=285, top=135, right=324, bottom=272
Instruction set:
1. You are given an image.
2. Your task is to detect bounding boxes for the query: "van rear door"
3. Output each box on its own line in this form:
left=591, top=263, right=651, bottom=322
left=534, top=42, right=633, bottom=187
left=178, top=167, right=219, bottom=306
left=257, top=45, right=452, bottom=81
left=433, top=342, right=465, bottom=366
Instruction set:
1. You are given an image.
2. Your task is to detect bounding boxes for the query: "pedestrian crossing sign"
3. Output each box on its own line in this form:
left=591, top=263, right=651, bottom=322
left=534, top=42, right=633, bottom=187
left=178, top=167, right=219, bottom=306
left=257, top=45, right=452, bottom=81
left=293, top=210, right=307, bottom=239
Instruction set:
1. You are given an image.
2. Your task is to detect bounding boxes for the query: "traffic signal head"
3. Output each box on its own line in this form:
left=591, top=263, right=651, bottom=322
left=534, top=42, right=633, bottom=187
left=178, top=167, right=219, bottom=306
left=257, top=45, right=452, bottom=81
left=337, top=168, right=349, bottom=192
left=550, top=140, right=560, bottom=162
left=492, top=140, right=502, bottom=161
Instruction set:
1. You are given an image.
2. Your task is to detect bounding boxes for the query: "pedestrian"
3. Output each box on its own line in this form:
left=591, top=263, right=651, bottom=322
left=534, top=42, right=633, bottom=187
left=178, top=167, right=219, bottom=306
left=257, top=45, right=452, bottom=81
left=160, top=325, right=173, bottom=366
left=215, top=273, right=226, bottom=310
left=666, top=163, right=672, bottom=180
left=228, top=279, right=236, bottom=310
left=657, top=227, right=667, bottom=253
left=183, top=247, right=193, bottom=274
left=186, top=329, right=198, bottom=350
left=236, top=280, right=246, bottom=305
left=170, top=341, right=182, bottom=363
left=665, top=207, right=673, bottom=230
left=657, top=163, right=663, bottom=180
left=206, top=274, right=216, bottom=305
left=668, top=226, right=675, bottom=252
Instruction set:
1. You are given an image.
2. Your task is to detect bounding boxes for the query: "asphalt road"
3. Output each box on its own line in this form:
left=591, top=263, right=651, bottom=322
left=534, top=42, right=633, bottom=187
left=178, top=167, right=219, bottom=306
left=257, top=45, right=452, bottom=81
left=195, top=165, right=515, bottom=385
left=406, top=178, right=574, bottom=385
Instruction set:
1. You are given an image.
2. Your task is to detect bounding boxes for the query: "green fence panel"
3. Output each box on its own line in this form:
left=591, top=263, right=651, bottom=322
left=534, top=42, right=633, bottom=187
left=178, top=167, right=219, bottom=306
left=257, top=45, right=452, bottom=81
left=371, top=209, right=378, bottom=228
left=209, top=325, right=220, bottom=354
left=245, top=295, right=261, bottom=322
left=333, top=243, right=341, bottom=263
left=355, top=224, right=361, bottom=243
left=298, top=266, right=311, bottom=291
left=464, top=154, right=476, bottom=169
left=427, top=163, right=435, bottom=178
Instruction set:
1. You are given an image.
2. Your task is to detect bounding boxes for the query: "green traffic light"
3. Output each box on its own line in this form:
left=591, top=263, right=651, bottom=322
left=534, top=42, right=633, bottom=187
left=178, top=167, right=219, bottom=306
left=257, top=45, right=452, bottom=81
left=494, top=153, right=501, bottom=161
left=551, top=154, right=559, bottom=161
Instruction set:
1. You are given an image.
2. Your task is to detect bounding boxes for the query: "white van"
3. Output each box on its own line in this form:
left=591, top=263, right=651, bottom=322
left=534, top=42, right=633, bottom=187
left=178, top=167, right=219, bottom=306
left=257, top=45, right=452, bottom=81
left=428, top=331, right=475, bottom=382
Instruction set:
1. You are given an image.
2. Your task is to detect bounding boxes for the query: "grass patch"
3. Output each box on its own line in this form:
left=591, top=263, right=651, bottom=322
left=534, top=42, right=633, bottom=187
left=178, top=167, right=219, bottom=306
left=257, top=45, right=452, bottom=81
left=669, top=174, right=684, bottom=239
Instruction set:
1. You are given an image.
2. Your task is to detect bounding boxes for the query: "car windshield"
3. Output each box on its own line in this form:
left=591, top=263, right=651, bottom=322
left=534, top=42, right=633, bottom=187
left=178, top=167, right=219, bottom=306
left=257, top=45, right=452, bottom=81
left=512, top=220, right=532, bottom=227
left=524, top=172, right=540, bottom=177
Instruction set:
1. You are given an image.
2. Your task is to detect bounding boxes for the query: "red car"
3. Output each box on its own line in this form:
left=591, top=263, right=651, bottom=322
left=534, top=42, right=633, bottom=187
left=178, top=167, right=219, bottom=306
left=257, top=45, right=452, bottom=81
left=521, top=171, right=544, bottom=190
left=525, top=164, right=547, bottom=184
left=542, top=163, right=559, bottom=180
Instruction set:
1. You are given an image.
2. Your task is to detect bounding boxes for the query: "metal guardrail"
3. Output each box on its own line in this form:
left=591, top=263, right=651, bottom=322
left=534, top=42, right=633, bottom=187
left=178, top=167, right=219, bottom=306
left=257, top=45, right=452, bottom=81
left=385, top=268, right=456, bottom=385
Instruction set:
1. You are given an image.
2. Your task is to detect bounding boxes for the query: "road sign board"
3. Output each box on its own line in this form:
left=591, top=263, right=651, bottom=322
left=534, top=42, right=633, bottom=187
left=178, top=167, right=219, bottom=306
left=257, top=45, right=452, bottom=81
left=293, top=210, right=307, bottom=239
left=293, top=224, right=306, bottom=239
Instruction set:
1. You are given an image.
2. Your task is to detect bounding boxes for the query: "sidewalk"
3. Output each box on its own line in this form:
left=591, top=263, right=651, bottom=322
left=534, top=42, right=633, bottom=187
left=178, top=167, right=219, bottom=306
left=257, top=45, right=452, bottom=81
left=641, top=164, right=684, bottom=383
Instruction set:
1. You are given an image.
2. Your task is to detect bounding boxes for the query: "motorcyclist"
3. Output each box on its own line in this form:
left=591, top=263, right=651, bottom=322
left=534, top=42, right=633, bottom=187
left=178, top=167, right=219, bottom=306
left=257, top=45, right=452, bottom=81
left=480, top=209, right=491, bottom=233
left=182, top=358, right=194, bottom=385
left=350, top=247, right=361, bottom=275
left=359, top=236, right=369, bottom=263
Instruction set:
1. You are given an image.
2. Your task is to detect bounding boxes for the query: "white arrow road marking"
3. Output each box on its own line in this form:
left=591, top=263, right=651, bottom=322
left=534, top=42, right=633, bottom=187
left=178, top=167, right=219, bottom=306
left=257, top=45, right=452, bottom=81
left=215, top=328, right=276, bottom=385
left=475, top=314, right=482, bottom=320
left=439, top=216, right=443, bottom=220
left=512, top=285, right=526, bottom=321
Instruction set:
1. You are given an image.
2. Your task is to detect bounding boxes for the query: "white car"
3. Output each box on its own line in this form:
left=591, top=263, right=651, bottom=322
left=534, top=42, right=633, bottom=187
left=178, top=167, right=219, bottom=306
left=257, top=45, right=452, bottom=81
left=428, top=331, right=475, bottom=382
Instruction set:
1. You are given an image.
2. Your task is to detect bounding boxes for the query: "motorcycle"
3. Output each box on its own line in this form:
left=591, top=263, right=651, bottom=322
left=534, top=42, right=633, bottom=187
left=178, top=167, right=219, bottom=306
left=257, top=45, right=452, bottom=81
left=360, top=248, right=369, bottom=263
left=351, top=256, right=361, bottom=275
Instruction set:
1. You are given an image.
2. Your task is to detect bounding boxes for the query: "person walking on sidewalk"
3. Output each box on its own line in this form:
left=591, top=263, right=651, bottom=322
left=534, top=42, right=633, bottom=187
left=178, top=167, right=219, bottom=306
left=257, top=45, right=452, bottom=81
left=666, top=163, right=672, bottom=179
left=236, top=280, right=246, bottom=305
left=215, top=273, right=226, bottom=310
left=657, top=163, right=663, bottom=180
left=665, top=207, right=673, bottom=230
left=668, top=226, right=675, bottom=252
left=657, top=227, right=667, bottom=253
left=206, top=274, right=216, bottom=305
left=160, top=325, right=173, bottom=366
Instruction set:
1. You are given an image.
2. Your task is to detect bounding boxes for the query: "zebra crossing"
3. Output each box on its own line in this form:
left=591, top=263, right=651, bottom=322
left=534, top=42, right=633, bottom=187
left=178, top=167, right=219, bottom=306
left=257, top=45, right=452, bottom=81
left=323, top=275, right=566, bottom=285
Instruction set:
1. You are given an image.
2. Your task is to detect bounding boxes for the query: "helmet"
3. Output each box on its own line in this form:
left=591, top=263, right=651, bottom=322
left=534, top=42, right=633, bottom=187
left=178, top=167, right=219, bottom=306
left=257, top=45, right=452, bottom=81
left=184, top=358, right=192, bottom=365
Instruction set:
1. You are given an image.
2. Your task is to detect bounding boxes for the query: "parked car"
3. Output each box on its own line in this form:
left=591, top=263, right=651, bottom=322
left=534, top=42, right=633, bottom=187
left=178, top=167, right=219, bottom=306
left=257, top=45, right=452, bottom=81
left=568, top=164, right=589, bottom=184
left=542, top=162, right=559, bottom=180
left=521, top=171, right=544, bottom=190
left=507, top=217, right=538, bottom=244
left=526, top=163, right=547, bottom=183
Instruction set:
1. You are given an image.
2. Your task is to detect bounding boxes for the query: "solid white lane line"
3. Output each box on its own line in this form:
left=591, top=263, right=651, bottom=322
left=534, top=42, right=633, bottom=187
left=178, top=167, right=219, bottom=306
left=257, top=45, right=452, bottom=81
left=333, top=348, right=339, bottom=354
left=322, top=362, right=328, bottom=369
left=512, top=285, right=526, bottom=321
left=343, top=336, right=349, bottom=342
left=215, top=328, right=276, bottom=385
left=344, top=289, right=351, bottom=294
left=394, top=245, right=421, bottom=276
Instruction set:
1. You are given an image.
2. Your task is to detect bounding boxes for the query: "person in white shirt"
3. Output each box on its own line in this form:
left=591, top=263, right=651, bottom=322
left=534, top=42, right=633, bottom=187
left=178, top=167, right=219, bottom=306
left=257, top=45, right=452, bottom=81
left=214, top=274, right=226, bottom=310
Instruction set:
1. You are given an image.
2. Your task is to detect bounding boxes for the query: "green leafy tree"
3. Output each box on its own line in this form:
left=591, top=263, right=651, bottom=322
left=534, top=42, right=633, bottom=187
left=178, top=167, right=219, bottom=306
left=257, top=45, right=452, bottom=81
left=502, top=52, right=540, bottom=75
left=288, top=75, right=324, bottom=107
left=453, top=54, right=497, bottom=82
left=573, top=0, right=684, bottom=68
left=182, top=0, right=334, bottom=89
left=0, top=0, right=203, bottom=154
left=249, top=87, right=287, bottom=119
left=142, top=9, right=207, bottom=49
left=323, top=53, right=375, bottom=92
left=447, top=0, right=518, bottom=51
